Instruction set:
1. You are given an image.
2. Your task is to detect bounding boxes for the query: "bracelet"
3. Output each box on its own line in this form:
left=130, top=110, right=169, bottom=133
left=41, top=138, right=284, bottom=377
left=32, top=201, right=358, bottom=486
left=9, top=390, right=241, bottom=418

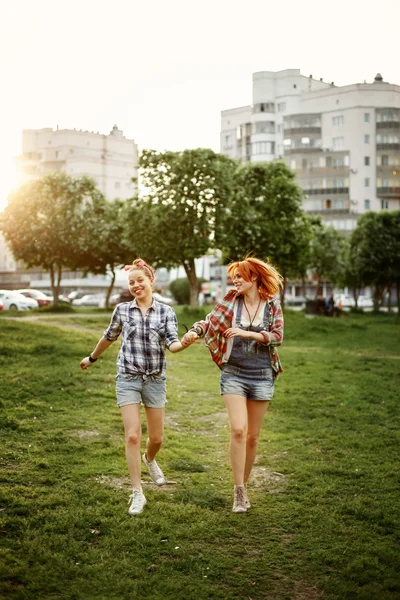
left=88, top=355, right=98, bottom=363
left=190, top=326, right=202, bottom=337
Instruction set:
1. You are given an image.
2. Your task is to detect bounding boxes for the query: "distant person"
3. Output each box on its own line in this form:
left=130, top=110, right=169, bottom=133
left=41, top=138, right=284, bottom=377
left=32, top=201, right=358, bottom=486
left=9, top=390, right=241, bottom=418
left=325, top=295, right=335, bottom=317
left=80, top=258, right=189, bottom=516
left=181, top=257, right=284, bottom=513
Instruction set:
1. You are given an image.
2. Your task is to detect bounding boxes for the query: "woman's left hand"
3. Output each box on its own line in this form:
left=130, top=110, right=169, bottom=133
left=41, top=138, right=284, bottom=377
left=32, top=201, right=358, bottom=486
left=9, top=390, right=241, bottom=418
left=224, top=327, right=251, bottom=339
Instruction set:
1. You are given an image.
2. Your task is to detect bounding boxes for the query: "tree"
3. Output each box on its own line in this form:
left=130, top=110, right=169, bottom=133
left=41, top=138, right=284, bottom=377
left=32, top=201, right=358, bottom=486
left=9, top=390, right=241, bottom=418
left=0, top=172, right=104, bottom=305
left=169, top=277, right=206, bottom=305
left=309, top=220, right=346, bottom=297
left=76, top=198, right=135, bottom=307
left=216, top=161, right=312, bottom=302
left=349, top=211, right=400, bottom=310
left=124, top=149, right=236, bottom=306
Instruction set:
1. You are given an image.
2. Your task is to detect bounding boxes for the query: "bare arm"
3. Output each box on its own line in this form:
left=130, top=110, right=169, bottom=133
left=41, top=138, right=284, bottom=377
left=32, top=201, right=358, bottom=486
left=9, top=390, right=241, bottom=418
left=80, top=337, right=114, bottom=370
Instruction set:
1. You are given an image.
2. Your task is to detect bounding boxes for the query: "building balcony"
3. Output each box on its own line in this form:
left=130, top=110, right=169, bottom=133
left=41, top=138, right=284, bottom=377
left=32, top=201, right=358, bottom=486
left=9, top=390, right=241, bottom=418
left=284, top=147, right=323, bottom=154
left=376, top=143, right=400, bottom=151
left=306, top=208, right=351, bottom=216
left=376, top=121, right=400, bottom=130
left=303, top=187, right=349, bottom=195
left=377, top=187, right=400, bottom=198
left=283, top=127, right=321, bottom=136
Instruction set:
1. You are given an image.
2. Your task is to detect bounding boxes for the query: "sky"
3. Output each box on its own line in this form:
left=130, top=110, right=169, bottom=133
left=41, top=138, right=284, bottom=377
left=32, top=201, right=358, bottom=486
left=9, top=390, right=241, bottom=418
left=0, top=0, right=399, bottom=210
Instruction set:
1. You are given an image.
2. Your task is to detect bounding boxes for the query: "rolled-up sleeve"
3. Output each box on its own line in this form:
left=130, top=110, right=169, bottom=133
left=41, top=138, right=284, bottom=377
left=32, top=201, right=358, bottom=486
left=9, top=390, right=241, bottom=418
left=260, top=299, right=284, bottom=346
left=165, top=308, right=179, bottom=348
left=103, top=306, right=122, bottom=342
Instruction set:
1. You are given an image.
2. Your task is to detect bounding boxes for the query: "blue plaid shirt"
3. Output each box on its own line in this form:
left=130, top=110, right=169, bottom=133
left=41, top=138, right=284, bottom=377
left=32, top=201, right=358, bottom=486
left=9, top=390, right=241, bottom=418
left=103, top=298, right=179, bottom=377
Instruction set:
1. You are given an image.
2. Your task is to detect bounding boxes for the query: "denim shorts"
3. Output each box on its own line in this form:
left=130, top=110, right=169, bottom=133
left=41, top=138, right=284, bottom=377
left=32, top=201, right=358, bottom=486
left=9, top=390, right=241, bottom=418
left=116, top=373, right=167, bottom=408
left=220, top=364, right=274, bottom=401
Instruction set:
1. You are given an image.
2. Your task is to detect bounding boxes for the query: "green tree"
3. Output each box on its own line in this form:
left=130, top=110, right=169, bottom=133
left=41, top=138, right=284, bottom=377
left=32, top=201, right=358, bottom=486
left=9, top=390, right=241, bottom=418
left=124, top=149, right=236, bottom=306
left=217, top=161, right=311, bottom=302
left=169, top=277, right=206, bottom=305
left=0, top=172, right=104, bottom=305
left=76, top=198, right=135, bottom=307
left=349, top=211, right=400, bottom=310
left=309, top=220, right=346, bottom=297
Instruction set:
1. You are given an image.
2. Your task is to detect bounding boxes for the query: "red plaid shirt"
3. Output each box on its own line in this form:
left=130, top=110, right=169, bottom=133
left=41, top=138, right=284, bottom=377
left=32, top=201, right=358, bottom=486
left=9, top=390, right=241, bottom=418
left=193, top=290, right=284, bottom=378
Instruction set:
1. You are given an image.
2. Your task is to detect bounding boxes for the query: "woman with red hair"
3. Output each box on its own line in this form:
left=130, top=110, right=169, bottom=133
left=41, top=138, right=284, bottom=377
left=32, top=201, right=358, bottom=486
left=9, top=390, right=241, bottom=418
left=182, top=257, right=284, bottom=513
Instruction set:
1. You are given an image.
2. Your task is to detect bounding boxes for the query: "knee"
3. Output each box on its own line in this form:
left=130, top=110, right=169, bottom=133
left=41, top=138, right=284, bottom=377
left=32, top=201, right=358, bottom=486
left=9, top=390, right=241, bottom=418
left=247, top=433, right=259, bottom=449
left=126, top=430, right=141, bottom=446
left=149, top=433, right=163, bottom=447
left=231, top=426, right=247, bottom=443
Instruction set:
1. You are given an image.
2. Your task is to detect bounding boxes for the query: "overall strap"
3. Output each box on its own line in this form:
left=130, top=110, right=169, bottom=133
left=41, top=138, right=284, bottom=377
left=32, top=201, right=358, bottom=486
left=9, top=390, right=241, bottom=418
left=235, top=297, right=244, bottom=325
left=262, top=300, right=270, bottom=330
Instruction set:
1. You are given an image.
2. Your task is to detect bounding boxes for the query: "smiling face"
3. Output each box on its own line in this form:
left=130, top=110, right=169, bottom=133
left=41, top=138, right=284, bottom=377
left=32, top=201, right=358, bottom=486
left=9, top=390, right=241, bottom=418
left=128, top=268, right=154, bottom=300
left=232, top=269, right=256, bottom=295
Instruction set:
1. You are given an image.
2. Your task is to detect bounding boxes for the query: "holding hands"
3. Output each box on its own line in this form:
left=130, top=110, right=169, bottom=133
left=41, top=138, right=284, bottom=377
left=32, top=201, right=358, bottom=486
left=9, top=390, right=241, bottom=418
left=181, top=331, right=198, bottom=347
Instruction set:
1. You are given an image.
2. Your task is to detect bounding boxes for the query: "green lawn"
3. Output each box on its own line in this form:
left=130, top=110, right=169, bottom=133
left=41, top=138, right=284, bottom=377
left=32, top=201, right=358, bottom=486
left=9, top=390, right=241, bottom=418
left=0, top=310, right=399, bottom=600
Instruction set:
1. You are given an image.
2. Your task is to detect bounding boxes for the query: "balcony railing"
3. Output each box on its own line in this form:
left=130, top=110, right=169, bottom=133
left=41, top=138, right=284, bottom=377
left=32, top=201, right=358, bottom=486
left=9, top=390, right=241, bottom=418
left=376, top=187, right=400, bottom=198
left=376, top=121, right=400, bottom=130
left=304, top=187, right=349, bottom=195
left=376, top=143, right=400, bottom=151
left=283, top=127, right=321, bottom=136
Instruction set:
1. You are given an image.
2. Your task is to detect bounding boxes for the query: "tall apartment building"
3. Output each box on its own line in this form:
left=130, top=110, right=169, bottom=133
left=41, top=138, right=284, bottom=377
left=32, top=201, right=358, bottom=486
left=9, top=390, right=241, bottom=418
left=0, top=125, right=138, bottom=289
left=221, top=70, right=400, bottom=232
left=15, top=124, right=138, bottom=200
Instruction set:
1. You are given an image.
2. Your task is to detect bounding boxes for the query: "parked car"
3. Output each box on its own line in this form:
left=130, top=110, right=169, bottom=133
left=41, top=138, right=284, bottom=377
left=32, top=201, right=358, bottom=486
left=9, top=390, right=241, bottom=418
left=334, top=294, right=355, bottom=309
left=0, top=299, right=3, bottom=311
left=357, top=295, right=374, bottom=309
left=0, top=290, right=39, bottom=311
left=68, top=291, right=87, bottom=304
left=17, top=289, right=52, bottom=307
left=72, top=293, right=106, bottom=307
left=41, top=290, right=70, bottom=304
left=285, top=295, right=307, bottom=309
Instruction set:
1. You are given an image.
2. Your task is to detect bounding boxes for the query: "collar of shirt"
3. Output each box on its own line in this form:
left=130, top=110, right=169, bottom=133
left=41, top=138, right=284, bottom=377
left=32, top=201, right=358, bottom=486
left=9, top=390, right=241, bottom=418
left=129, top=297, right=156, bottom=311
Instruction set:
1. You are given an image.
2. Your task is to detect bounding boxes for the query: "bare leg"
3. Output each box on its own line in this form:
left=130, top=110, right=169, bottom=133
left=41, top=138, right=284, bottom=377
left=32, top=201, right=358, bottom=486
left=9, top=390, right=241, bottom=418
left=144, top=406, right=165, bottom=461
left=223, top=394, right=248, bottom=485
left=120, top=404, right=142, bottom=489
left=244, top=399, right=269, bottom=483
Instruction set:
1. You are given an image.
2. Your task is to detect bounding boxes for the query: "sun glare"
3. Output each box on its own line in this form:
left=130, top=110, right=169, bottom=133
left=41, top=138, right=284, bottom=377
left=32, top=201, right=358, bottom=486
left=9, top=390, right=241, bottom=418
left=0, top=158, right=18, bottom=212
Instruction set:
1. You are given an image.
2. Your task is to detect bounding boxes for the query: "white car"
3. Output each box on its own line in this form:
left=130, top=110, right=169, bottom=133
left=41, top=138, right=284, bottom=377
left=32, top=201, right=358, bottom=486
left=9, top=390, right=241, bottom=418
left=334, top=294, right=355, bottom=309
left=72, top=293, right=106, bottom=307
left=358, top=295, right=373, bottom=309
left=0, top=290, right=39, bottom=311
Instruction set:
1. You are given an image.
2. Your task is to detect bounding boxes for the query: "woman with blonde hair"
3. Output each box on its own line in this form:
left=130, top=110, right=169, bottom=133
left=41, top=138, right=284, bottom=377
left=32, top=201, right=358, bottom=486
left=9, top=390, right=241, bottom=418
left=181, top=257, right=284, bottom=513
left=80, top=258, right=189, bottom=516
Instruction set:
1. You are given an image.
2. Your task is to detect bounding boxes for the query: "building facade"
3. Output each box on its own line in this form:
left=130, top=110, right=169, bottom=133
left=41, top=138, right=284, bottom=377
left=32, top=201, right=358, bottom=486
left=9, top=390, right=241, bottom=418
left=0, top=125, right=138, bottom=290
left=221, top=70, right=400, bottom=232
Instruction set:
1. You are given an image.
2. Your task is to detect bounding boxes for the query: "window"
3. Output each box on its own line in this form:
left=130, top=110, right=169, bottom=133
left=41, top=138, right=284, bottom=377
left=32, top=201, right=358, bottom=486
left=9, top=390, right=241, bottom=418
left=382, top=178, right=389, bottom=187
left=253, top=102, right=275, bottom=113
left=364, top=199, right=370, bottom=210
left=277, top=102, right=287, bottom=112
left=277, top=124, right=282, bottom=133
left=253, top=141, right=275, bottom=154
left=364, top=134, right=370, bottom=144
left=224, top=135, right=231, bottom=147
left=255, top=121, right=275, bottom=134
left=365, top=177, right=370, bottom=187
left=332, top=116, right=344, bottom=126
left=364, top=113, right=370, bottom=123
left=364, top=156, right=370, bottom=166
left=333, top=137, right=344, bottom=150
left=381, top=155, right=389, bottom=166
left=381, top=200, right=389, bottom=209
left=55, top=151, right=59, bottom=158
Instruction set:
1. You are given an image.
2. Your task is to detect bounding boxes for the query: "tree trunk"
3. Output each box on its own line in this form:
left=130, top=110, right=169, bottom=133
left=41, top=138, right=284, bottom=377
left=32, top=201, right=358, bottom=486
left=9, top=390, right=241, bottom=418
left=106, top=269, right=116, bottom=309
left=183, top=259, right=198, bottom=307
left=280, top=276, right=286, bottom=308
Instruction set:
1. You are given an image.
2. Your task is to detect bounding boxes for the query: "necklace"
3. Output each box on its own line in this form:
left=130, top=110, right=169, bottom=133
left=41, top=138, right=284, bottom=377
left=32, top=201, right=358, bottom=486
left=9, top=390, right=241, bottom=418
left=243, top=297, right=262, bottom=330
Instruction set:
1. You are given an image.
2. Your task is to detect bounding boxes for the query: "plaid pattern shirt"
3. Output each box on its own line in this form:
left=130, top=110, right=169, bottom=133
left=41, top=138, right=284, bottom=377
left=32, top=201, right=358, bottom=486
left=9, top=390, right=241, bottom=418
left=193, top=290, right=284, bottom=378
left=103, top=298, right=179, bottom=377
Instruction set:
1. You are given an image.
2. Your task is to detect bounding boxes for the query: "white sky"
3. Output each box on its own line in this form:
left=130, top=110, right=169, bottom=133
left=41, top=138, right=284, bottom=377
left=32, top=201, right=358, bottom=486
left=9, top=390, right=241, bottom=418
left=0, top=0, right=399, bottom=209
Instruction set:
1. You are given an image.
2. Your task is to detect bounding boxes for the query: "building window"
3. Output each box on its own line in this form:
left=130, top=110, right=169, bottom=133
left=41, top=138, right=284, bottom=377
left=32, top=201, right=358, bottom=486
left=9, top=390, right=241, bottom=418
left=381, top=155, right=389, bottom=166
left=277, top=102, right=287, bottom=112
left=365, top=177, right=370, bottom=187
left=364, top=134, right=370, bottom=144
left=326, top=199, right=332, bottom=209
left=255, top=121, right=275, bottom=134
left=364, top=156, right=370, bottom=166
left=253, top=102, right=275, bottom=113
left=224, top=135, right=231, bottom=147
left=382, top=178, right=389, bottom=187
left=364, top=199, right=370, bottom=210
left=364, top=113, right=370, bottom=123
left=381, top=200, right=389, bottom=209
left=55, top=151, right=59, bottom=158
left=253, top=141, right=275, bottom=154
left=332, top=137, right=344, bottom=150
left=332, top=116, right=344, bottom=126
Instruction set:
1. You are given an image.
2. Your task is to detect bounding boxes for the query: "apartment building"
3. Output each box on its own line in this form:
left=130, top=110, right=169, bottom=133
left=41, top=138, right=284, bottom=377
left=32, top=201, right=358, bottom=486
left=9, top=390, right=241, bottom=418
left=0, top=125, right=138, bottom=290
left=221, top=70, right=400, bottom=232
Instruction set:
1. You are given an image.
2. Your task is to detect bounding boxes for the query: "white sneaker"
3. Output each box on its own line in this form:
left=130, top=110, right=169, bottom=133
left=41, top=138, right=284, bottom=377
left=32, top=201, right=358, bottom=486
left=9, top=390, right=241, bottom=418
left=128, top=488, right=147, bottom=515
left=232, top=485, right=247, bottom=513
left=244, top=484, right=251, bottom=509
left=142, top=453, right=166, bottom=485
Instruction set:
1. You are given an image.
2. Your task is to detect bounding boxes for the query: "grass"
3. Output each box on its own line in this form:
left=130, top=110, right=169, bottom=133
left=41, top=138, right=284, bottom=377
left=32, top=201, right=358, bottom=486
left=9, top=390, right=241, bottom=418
left=0, top=309, right=399, bottom=600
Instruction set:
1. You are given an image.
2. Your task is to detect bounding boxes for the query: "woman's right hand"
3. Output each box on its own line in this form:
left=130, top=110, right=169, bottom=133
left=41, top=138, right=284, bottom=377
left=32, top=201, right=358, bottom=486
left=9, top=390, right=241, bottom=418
left=181, top=331, right=198, bottom=347
left=80, top=357, right=92, bottom=370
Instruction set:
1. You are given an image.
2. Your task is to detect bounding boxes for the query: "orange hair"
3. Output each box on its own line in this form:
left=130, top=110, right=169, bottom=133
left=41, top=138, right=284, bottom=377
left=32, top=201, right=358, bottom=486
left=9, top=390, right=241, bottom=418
left=128, top=258, right=155, bottom=280
left=227, top=257, right=283, bottom=299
